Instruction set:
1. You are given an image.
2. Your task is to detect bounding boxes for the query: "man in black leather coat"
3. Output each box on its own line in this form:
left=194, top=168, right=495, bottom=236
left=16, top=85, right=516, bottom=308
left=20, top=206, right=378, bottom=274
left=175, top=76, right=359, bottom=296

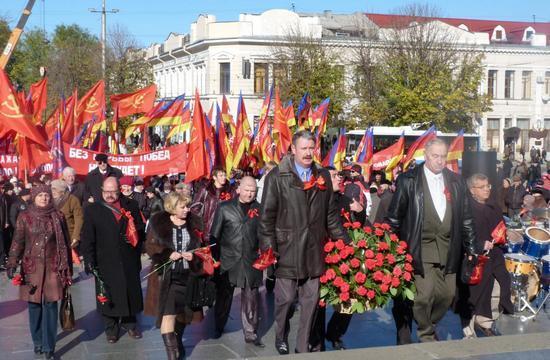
left=210, top=176, right=264, bottom=346
left=386, top=138, right=477, bottom=344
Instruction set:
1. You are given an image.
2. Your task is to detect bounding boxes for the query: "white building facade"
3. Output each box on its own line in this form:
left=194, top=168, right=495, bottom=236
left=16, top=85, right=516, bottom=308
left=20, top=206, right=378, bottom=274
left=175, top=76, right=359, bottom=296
left=145, top=9, right=550, bottom=154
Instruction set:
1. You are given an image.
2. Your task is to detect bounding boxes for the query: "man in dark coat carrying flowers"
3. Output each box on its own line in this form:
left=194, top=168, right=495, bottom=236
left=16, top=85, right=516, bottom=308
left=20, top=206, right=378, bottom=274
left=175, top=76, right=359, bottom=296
left=259, top=131, right=349, bottom=354
left=81, top=176, right=145, bottom=343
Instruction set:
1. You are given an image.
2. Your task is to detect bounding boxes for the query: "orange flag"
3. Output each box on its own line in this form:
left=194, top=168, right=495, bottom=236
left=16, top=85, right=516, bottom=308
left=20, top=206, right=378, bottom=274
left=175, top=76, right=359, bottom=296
left=0, top=70, right=47, bottom=148
left=273, top=87, right=292, bottom=162
left=29, top=77, right=48, bottom=124
left=185, top=90, right=209, bottom=183
left=76, top=80, right=105, bottom=128
left=109, top=84, right=157, bottom=118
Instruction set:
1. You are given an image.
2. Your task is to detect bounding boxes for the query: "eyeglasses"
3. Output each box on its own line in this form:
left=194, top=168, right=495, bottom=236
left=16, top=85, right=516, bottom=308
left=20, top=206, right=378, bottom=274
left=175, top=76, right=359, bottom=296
left=102, top=190, right=119, bottom=194
left=473, top=184, right=492, bottom=190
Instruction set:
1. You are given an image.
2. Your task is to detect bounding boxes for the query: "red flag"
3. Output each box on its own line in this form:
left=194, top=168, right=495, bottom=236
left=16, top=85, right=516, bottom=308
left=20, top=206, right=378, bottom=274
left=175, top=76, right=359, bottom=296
left=221, top=95, right=235, bottom=136
left=231, top=94, right=252, bottom=170
left=491, top=220, right=507, bottom=245
left=28, top=77, right=48, bottom=124
left=109, top=84, right=156, bottom=117
left=62, top=90, right=78, bottom=143
left=372, top=133, right=405, bottom=181
left=0, top=70, right=47, bottom=148
left=273, top=87, right=292, bottom=162
left=44, top=103, right=60, bottom=139
left=446, top=130, right=464, bottom=173
left=17, top=136, right=51, bottom=178
left=76, top=80, right=105, bottom=128
left=185, top=90, right=209, bottom=183
left=402, top=126, right=436, bottom=170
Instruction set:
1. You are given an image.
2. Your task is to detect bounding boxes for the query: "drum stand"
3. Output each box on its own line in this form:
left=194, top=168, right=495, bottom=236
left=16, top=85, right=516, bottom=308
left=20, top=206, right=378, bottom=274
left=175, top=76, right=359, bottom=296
left=519, top=278, right=550, bottom=322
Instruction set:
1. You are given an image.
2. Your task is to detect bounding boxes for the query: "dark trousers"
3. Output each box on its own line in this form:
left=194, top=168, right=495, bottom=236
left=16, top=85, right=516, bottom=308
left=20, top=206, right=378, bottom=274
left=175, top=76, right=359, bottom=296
left=392, top=297, right=413, bottom=345
left=102, top=314, right=137, bottom=337
left=28, top=301, right=58, bottom=353
left=310, top=306, right=352, bottom=351
left=214, top=272, right=259, bottom=340
left=275, top=277, right=319, bottom=353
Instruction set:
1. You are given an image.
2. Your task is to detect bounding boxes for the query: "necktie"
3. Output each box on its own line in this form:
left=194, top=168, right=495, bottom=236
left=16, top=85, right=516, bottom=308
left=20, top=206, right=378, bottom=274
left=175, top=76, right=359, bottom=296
left=302, top=172, right=307, bottom=181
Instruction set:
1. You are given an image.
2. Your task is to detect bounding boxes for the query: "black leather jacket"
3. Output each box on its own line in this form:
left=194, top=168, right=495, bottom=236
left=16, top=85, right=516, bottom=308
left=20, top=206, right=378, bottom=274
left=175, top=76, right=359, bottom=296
left=386, top=164, right=478, bottom=276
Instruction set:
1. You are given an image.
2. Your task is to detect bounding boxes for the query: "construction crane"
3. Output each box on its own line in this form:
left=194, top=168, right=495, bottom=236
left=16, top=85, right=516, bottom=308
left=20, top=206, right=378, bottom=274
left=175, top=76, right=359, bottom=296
left=0, top=0, right=37, bottom=69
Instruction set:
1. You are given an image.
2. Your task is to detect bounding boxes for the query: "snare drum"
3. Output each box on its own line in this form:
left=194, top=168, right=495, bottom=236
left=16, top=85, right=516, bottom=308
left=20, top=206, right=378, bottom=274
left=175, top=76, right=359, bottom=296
left=507, top=229, right=524, bottom=253
left=542, top=255, right=550, bottom=278
left=511, top=270, right=540, bottom=303
left=504, top=253, right=538, bottom=275
left=521, top=227, right=550, bottom=259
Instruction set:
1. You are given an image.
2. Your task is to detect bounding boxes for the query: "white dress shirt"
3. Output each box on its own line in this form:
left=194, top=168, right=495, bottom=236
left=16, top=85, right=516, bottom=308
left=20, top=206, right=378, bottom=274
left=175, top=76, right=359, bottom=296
left=424, top=166, right=446, bottom=222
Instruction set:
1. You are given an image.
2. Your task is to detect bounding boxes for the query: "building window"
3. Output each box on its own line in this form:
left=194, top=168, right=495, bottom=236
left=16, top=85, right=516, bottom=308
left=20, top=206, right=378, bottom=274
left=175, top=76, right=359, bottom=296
left=504, top=70, right=514, bottom=99
left=517, top=118, right=530, bottom=151
left=505, top=118, right=512, bottom=129
left=254, top=63, right=268, bottom=94
left=495, top=30, right=502, bottom=40
left=487, top=70, right=497, bottom=99
left=545, top=71, right=550, bottom=96
left=273, top=64, right=286, bottom=87
left=220, top=63, right=230, bottom=94
left=486, top=118, right=500, bottom=151
left=545, top=118, right=550, bottom=152
left=522, top=71, right=532, bottom=99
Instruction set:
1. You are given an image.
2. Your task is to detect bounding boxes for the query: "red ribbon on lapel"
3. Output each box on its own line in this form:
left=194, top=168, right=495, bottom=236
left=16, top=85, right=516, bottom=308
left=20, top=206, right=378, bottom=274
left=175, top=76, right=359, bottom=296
left=120, top=208, right=139, bottom=247
left=247, top=208, right=259, bottom=219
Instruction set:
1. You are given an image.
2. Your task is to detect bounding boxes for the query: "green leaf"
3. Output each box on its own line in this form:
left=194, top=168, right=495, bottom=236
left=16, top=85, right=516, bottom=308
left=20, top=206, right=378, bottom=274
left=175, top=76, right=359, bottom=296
left=404, top=288, right=415, bottom=301
left=390, top=287, right=397, bottom=296
left=320, top=287, right=329, bottom=298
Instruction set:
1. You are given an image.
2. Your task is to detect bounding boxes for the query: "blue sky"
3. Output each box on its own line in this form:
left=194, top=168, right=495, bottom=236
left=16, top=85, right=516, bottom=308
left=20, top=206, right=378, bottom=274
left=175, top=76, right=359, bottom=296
left=3, top=0, right=550, bottom=47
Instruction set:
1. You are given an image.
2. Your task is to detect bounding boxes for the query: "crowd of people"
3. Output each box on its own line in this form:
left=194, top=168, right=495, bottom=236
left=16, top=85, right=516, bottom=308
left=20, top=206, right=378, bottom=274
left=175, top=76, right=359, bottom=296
left=1, top=131, right=549, bottom=359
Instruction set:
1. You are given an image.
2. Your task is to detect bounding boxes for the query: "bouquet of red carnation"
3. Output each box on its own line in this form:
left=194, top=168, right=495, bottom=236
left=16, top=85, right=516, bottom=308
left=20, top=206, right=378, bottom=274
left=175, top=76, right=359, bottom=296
left=319, top=211, right=416, bottom=314
left=91, top=269, right=110, bottom=305
left=10, top=271, right=38, bottom=295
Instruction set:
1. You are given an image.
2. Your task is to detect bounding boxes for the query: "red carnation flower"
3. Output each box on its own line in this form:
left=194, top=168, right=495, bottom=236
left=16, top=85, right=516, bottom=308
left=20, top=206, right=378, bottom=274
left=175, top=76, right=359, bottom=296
left=354, top=272, right=367, bottom=284
left=356, top=286, right=367, bottom=296
left=378, top=242, right=389, bottom=251
left=324, top=241, right=335, bottom=253
left=373, top=270, right=384, bottom=282
left=340, top=248, right=352, bottom=260
left=404, top=263, right=413, bottom=272
left=350, top=258, right=361, bottom=268
left=365, top=259, right=377, bottom=270
left=382, top=274, right=392, bottom=285
left=339, top=263, right=350, bottom=275
left=319, top=300, right=326, bottom=307
left=393, top=266, right=403, bottom=277
left=391, top=277, right=401, bottom=288
left=380, top=284, right=389, bottom=293
left=405, top=254, right=413, bottom=263
left=364, top=226, right=373, bottom=234
left=335, top=239, right=345, bottom=250
left=12, top=274, right=23, bottom=286
left=396, top=246, right=405, bottom=255
left=339, top=292, right=350, bottom=302
left=373, top=222, right=382, bottom=228
left=357, top=240, right=367, bottom=248
left=386, top=254, right=396, bottom=265
left=375, top=229, right=384, bottom=237
left=381, top=223, right=391, bottom=231
left=352, top=221, right=361, bottom=229
left=325, top=254, right=333, bottom=264
left=367, top=289, right=376, bottom=299
left=399, top=241, right=408, bottom=249
left=97, top=294, right=109, bottom=304
left=334, top=277, right=344, bottom=287
left=340, top=283, right=350, bottom=293
left=365, top=249, right=375, bottom=259
left=320, top=275, right=328, bottom=284
left=325, top=268, right=336, bottom=280
left=403, top=272, right=412, bottom=281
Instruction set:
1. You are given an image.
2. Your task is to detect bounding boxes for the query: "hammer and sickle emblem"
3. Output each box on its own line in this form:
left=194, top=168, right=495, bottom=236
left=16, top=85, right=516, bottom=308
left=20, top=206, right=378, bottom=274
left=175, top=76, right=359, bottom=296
left=0, top=95, right=24, bottom=119
left=131, top=94, right=145, bottom=109
left=85, top=96, right=99, bottom=113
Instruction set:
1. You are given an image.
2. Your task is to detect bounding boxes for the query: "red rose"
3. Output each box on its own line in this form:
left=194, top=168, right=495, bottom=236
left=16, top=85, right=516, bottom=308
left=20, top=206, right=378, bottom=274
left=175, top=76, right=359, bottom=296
left=320, top=275, right=328, bottom=284
left=373, top=270, right=384, bottom=282
left=365, top=250, right=375, bottom=259
left=365, top=259, right=377, bottom=270
left=390, top=233, right=399, bottom=242
left=339, top=263, right=350, bottom=275
left=391, top=277, right=401, bottom=288
left=325, top=268, right=336, bottom=280
left=393, top=266, right=402, bottom=277
left=357, top=240, right=367, bottom=248
left=356, top=286, right=367, bottom=296
left=404, top=263, right=413, bottom=272
left=382, top=274, right=392, bottom=285
left=364, top=226, right=373, bottom=234
left=334, top=277, right=344, bottom=287
left=381, top=223, right=391, bottom=231
left=324, top=241, right=335, bottom=253
left=375, top=229, right=384, bottom=237
left=403, top=272, right=412, bottom=281
left=378, top=242, right=389, bottom=251
left=386, top=254, right=396, bottom=264
left=350, top=258, right=361, bottom=268
left=319, top=300, right=326, bottom=307
left=354, top=272, right=367, bottom=284
left=339, top=292, right=350, bottom=302
left=405, top=254, right=413, bottom=263
left=340, top=283, right=350, bottom=293
left=335, top=239, right=345, bottom=250
left=380, top=284, right=389, bottom=293
left=367, top=290, right=376, bottom=299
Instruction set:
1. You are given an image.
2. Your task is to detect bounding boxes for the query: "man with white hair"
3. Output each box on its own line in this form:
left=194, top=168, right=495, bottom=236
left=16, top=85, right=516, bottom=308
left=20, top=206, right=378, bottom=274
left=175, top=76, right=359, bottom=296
left=51, top=179, right=83, bottom=250
left=62, top=167, right=85, bottom=205
left=386, top=138, right=478, bottom=344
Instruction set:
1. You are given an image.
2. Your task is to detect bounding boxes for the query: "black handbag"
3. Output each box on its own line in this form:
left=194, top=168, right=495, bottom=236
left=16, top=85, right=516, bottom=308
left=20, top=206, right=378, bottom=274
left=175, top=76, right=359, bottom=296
left=184, top=275, right=216, bottom=310
left=59, top=287, right=75, bottom=331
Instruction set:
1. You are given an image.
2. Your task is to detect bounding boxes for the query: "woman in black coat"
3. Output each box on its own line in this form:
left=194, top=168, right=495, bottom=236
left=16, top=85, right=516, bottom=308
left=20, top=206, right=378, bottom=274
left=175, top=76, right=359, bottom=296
left=144, top=192, right=203, bottom=360
left=461, top=173, right=514, bottom=338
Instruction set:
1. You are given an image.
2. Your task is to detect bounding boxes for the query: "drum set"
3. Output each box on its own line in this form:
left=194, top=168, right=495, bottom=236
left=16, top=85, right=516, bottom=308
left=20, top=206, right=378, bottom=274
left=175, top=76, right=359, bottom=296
left=505, top=221, right=550, bottom=321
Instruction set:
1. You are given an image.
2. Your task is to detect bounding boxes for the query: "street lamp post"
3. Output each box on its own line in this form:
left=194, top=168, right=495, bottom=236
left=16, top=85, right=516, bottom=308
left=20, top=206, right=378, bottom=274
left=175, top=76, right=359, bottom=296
left=89, top=0, right=119, bottom=78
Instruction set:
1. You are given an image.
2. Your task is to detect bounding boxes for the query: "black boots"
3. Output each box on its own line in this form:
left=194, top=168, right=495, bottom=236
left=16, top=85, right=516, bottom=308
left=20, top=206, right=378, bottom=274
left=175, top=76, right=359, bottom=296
left=174, top=321, right=186, bottom=359
left=162, top=333, right=179, bottom=360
